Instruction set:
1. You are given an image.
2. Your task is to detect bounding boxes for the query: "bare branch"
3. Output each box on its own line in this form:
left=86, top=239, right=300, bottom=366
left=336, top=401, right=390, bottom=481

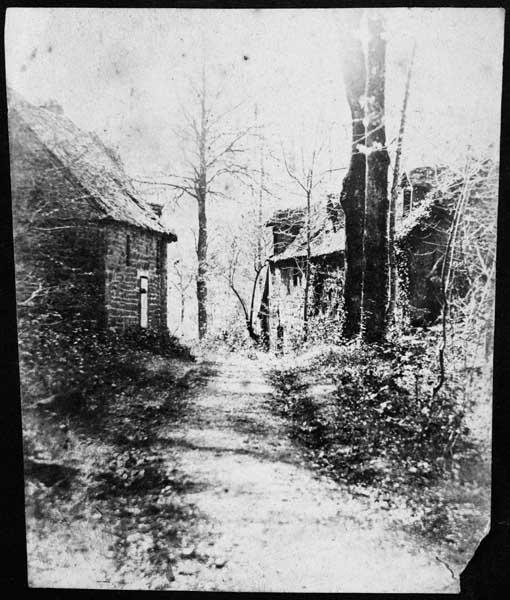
left=18, top=283, right=45, bottom=306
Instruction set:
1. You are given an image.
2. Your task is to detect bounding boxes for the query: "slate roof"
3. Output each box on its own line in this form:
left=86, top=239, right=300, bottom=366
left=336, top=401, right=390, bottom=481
left=8, top=89, right=176, bottom=240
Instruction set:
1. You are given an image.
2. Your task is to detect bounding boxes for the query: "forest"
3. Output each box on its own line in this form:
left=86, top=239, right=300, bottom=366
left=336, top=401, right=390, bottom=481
left=7, top=7, right=501, bottom=593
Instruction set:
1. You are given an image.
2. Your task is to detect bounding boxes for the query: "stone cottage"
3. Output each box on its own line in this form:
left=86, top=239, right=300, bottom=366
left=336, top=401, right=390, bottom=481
left=262, top=164, right=481, bottom=345
left=397, top=161, right=498, bottom=326
left=262, top=196, right=345, bottom=346
left=8, top=89, right=177, bottom=331
left=396, top=166, right=456, bottom=326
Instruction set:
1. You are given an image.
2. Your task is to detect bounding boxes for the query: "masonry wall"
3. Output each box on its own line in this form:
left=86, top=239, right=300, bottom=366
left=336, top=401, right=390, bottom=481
left=268, top=254, right=344, bottom=350
left=104, top=225, right=168, bottom=331
left=9, top=116, right=170, bottom=332
left=269, top=260, right=305, bottom=348
left=399, top=207, right=450, bottom=326
left=9, top=117, right=107, bottom=327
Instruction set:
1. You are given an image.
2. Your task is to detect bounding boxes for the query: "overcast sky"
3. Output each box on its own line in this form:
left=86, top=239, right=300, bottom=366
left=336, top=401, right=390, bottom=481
left=5, top=7, right=504, bottom=180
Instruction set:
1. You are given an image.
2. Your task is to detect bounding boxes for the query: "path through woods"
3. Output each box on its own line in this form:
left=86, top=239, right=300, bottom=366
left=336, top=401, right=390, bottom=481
left=158, top=352, right=459, bottom=593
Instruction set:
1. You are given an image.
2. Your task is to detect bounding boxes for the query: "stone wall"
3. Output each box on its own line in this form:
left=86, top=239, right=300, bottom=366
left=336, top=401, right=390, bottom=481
left=9, top=119, right=107, bottom=326
left=104, top=225, right=168, bottom=331
left=268, top=254, right=344, bottom=350
left=398, top=207, right=450, bottom=326
left=9, top=114, right=169, bottom=332
left=269, top=260, right=306, bottom=350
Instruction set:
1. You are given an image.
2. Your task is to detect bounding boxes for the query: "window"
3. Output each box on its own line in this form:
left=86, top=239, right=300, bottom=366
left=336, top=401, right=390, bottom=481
left=281, top=268, right=291, bottom=295
left=292, top=266, right=302, bottom=287
left=126, top=235, right=131, bottom=266
left=139, top=275, right=148, bottom=328
left=156, top=239, right=162, bottom=271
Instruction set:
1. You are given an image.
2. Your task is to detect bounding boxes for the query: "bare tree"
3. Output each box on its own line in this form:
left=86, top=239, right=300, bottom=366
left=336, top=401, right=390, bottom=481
left=281, top=152, right=315, bottom=339
left=134, top=67, right=257, bottom=339
left=255, top=104, right=265, bottom=272
left=388, top=42, right=416, bottom=326
left=279, top=133, right=344, bottom=339
left=431, top=156, right=497, bottom=397
left=224, top=235, right=268, bottom=344
left=168, top=258, right=194, bottom=327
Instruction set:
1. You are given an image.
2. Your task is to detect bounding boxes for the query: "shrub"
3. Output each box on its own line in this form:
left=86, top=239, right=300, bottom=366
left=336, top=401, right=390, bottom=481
left=270, top=331, right=478, bottom=488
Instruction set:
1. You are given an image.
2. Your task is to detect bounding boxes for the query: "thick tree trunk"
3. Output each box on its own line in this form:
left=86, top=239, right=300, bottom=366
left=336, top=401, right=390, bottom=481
left=340, top=34, right=366, bottom=339
left=196, top=182, right=208, bottom=339
left=362, top=14, right=390, bottom=343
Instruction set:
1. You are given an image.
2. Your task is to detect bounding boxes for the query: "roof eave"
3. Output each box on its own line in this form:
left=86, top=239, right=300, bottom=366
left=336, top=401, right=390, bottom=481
left=271, top=248, right=344, bottom=264
left=98, top=215, right=177, bottom=241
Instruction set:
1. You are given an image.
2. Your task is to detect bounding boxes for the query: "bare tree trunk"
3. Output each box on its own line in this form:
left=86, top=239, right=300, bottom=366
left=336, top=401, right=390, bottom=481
left=196, top=186, right=208, bottom=339
left=229, top=259, right=267, bottom=346
left=433, top=178, right=471, bottom=397
left=303, top=180, right=312, bottom=339
left=256, top=105, right=264, bottom=272
left=230, top=281, right=260, bottom=344
left=362, top=14, right=390, bottom=343
left=340, top=33, right=366, bottom=339
left=388, top=43, right=416, bottom=326
left=258, top=265, right=270, bottom=350
left=196, top=67, right=208, bottom=340
left=249, top=261, right=266, bottom=333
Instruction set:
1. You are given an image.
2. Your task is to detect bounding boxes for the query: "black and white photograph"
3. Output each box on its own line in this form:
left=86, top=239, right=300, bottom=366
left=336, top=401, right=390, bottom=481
left=4, top=6, right=504, bottom=592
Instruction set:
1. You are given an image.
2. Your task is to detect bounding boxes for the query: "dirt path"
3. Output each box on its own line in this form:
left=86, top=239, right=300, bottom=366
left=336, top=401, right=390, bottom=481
left=159, top=352, right=460, bottom=593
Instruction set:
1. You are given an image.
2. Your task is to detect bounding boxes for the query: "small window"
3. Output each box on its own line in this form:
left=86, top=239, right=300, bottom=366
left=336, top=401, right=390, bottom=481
left=156, top=239, right=161, bottom=271
left=139, top=276, right=148, bottom=328
left=282, top=269, right=291, bottom=295
left=126, top=235, right=131, bottom=266
left=292, top=267, right=302, bottom=287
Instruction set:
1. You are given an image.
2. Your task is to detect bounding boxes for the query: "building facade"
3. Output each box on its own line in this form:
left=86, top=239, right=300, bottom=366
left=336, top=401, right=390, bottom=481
left=263, top=198, right=345, bottom=348
left=263, top=165, right=484, bottom=345
left=8, top=89, right=176, bottom=332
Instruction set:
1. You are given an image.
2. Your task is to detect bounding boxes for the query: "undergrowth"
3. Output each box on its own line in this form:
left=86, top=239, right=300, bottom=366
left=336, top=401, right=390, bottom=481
left=268, top=330, right=490, bottom=563
left=19, top=318, right=214, bottom=588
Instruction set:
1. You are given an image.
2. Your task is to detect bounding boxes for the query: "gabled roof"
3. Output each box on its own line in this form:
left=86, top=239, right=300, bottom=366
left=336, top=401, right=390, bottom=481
left=8, top=89, right=176, bottom=240
left=400, top=165, right=454, bottom=190
left=397, top=159, right=499, bottom=240
left=265, top=207, right=305, bottom=228
left=270, top=200, right=345, bottom=263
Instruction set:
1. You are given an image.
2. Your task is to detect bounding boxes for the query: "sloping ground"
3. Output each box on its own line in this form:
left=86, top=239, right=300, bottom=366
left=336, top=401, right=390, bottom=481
left=158, top=351, right=459, bottom=593
left=24, top=355, right=212, bottom=590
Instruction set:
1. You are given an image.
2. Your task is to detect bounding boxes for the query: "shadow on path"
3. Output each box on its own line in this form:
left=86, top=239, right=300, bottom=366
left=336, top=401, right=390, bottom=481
left=157, top=351, right=459, bottom=593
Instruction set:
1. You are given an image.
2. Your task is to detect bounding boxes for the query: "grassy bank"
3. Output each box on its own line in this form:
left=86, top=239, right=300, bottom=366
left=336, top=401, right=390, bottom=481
left=268, top=335, right=491, bottom=568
